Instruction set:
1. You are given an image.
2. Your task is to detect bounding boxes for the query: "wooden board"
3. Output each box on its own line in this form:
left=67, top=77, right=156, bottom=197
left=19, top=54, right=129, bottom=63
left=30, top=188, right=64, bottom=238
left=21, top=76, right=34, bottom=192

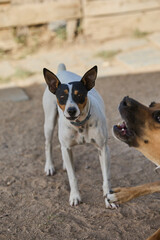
left=83, top=10, right=160, bottom=40
left=83, top=0, right=160, bottom=17
left=0, top=0, right=10, bottom=3
left=0, top=0, right=81, bottom=28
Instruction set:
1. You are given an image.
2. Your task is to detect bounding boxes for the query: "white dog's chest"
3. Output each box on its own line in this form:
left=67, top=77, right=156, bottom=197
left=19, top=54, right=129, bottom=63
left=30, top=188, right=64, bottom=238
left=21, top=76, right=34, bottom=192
left=75, top=127, right=91, bottom=145
left=58, top=121, right=103, bottom=148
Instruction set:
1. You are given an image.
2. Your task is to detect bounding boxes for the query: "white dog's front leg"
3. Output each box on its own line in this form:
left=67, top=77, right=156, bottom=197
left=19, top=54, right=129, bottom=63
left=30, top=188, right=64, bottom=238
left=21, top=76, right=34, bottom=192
left=43, top=92, right=57, bottom=176
left=99, top=145, right=117, bottom=209
left=44, top=124, right=55, bottom=176
left=61, top=146, right=81, bottom=206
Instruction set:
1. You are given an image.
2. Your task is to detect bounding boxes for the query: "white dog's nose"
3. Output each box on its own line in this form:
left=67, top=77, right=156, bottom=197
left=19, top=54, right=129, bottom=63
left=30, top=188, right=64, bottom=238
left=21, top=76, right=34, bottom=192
left=67, top=107, right=77, bottom=117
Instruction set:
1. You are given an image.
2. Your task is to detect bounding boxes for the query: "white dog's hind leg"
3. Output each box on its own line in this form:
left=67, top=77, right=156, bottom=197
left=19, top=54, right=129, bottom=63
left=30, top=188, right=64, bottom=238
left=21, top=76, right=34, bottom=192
left=99, top=144, right=118, bottom=209
left=61, top=146, right=81, bottom=206
left=43, top=89, right=58, bottom=175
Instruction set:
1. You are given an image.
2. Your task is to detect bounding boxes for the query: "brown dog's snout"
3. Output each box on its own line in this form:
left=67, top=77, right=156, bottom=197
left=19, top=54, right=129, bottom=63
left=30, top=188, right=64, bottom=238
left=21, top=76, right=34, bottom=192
left=121, top=96, right=148, bottom=111
left=121, top=96, right=133, bottom=107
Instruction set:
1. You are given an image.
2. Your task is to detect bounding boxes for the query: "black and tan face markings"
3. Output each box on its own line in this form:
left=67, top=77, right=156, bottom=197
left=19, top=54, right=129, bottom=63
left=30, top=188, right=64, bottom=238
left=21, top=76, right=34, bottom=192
left=56, top=84, right=69, bottom=110
left=56, top=81, right=89, bottom=112
left=69, top=81, right=88, bottom=111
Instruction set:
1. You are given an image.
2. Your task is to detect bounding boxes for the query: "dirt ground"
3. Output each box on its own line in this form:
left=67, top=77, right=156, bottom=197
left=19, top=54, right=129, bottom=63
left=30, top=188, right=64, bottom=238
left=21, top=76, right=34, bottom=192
left=0, top=71, right=160, bottom=240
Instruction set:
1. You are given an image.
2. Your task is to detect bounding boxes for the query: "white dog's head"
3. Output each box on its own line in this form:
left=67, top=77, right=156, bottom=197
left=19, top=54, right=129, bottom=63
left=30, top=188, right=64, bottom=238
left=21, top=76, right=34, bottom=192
left=43, top=66, right=97, bottom=120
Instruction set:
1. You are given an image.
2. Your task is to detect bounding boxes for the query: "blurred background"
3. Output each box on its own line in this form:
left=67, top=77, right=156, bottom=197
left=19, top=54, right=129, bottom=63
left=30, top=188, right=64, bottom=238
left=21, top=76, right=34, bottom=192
left=1, top=0, right=160, bottom=88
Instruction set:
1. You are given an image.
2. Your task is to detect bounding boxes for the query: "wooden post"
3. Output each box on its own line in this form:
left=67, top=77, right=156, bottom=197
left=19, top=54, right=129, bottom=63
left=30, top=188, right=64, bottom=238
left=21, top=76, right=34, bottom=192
left=66, top=20, right=77, bottom=42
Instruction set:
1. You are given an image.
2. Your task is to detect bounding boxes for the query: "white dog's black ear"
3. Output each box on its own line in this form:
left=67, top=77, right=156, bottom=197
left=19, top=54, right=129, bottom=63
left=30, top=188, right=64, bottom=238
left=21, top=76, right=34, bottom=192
left=43, top=68, right=60, bottom=94
left=81, top=66, right=97, bottom=91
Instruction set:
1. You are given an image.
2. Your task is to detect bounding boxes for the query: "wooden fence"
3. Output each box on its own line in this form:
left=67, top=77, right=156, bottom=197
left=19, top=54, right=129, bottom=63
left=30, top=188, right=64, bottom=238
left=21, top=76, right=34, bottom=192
left=0, top=0, right=160, bottom=41
left=83, top=0, right=160, bottom=40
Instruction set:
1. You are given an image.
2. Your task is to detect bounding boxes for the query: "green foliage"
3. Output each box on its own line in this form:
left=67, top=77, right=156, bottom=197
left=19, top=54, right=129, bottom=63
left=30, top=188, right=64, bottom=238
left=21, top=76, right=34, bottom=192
left=55, top=26, right=67, bottom=41
left=0, top=49, right=5, bottom=59
left=14, top=68, right=34, bottom=79
left=0, top=68, right=34, bottom=84
left=133, top=29, right=148, bottom=38
left=95, top=49, right=121, bottom=60
left=0, top=76, right=10, bottom=84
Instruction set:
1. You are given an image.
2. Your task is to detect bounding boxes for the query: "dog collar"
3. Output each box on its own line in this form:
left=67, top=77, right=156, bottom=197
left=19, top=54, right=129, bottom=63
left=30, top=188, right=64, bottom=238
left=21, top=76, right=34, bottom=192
left=70, top=109, right=91, bottom=127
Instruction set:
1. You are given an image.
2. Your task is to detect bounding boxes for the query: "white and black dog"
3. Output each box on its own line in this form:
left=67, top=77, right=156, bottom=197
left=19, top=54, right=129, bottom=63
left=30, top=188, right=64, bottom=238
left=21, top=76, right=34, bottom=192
left=42, top=63, right=116, bottom=208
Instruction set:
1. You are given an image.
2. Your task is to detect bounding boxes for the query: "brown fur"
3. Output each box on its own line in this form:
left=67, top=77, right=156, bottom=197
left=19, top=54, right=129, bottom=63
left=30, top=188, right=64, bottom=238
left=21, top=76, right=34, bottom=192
left=74, top=90, right=78, bottom=95
left=57, top=96, right=87, bottom=114
left=113, top=181, right=160, bottom=204
left=57, top=99, right=65, bottom=112
left=77, top=97, right=87, bottom=113
left=56, top=94, right=88, bottom=114
left=112, top=98, right=160, bottom=240
left=64, top=89, right=68, bottom=94
left=136, top=103, right=160, bottom=166
left=147, top=228, right=160, bottom=240
left=137, top=130, right=160, bottom=166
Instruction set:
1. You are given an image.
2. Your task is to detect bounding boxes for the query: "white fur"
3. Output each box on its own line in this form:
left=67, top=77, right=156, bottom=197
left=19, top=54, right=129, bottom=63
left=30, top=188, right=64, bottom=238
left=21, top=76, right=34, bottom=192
left=43, top=64, right=117, bottom=209
left=63, top=84, right=80, bottom=119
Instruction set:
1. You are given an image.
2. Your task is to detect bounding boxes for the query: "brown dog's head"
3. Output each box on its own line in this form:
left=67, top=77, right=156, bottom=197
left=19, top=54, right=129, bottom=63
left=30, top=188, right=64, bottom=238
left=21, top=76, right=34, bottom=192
left=113, top=96, right=160, bottom=165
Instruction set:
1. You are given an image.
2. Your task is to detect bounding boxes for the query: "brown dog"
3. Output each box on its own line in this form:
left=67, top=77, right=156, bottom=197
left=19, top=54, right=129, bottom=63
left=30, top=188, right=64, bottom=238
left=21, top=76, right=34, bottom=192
left=107, top=96, right=160, bottom=240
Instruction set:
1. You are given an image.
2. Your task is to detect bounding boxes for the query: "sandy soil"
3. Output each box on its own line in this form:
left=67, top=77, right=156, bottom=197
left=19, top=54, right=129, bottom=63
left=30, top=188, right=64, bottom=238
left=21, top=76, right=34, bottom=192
left=0, top=72, right=160, bottom=240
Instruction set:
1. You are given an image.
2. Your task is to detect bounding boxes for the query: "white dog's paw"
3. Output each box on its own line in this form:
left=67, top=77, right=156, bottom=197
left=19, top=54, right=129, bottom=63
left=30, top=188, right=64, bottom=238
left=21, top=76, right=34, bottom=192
left=45, top=162, right=55, bottom=176
left=107, top=193, right=117, bottom=203
left=69, top=192, right=82, bottom=206
left=105, top=197, right=119, bottom=209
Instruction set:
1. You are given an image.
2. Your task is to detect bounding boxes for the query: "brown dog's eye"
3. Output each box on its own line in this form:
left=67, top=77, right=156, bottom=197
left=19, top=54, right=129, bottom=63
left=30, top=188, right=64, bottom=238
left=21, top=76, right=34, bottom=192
left=149, top=102, right=156, bottom=107
left=153, top=111, right=160, bottom=123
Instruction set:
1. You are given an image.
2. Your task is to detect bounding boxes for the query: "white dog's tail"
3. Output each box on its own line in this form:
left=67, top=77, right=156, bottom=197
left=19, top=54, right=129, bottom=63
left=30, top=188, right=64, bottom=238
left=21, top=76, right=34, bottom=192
left=57, top=63, right=66, bottom=74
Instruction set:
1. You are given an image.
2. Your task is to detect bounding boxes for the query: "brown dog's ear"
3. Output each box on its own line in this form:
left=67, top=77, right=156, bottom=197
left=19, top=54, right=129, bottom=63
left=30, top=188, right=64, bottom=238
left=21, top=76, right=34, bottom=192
left=81, top=66, right=97, bottom=91
left=43, top=68, right=60, bottom=94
